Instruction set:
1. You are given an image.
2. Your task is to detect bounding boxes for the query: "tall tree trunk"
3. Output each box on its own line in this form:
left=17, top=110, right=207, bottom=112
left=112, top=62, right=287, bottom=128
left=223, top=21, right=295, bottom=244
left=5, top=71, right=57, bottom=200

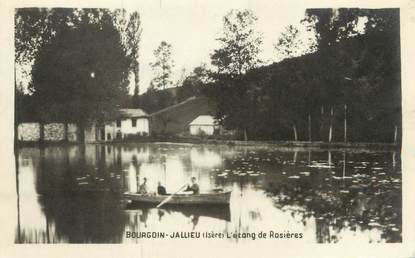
left=78, top=123, right=85, bottom=143
left=14, top=66, right=18, bottom=146
left=64, top=123, right=68, bottom=142
left=342, top=152, right=346, bottom=178
left=344, top=104, right=347, bottom=143
left=393, top=125, right=398, bottom=144
left=328, top=107, right=333, bottom=143
left=308, top=113, right=312, bottom=142
left=243, top=129, right=248, bottom=141
left=133, top=62, right=140, bottom=108
left=40, top=123, right=44, bottom=144
left=319, top=105, right=324, bottom=141
left=292, top=124, right=298, bottom=141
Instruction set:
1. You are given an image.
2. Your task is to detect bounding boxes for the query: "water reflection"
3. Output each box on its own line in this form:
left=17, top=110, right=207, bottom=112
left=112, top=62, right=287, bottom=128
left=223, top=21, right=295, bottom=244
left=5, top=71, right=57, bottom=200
left=15, top=144, right=401, bottom=243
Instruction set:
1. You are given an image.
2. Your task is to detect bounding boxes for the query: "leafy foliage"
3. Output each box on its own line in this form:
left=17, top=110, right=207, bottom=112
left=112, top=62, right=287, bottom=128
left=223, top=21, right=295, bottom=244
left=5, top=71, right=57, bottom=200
left=29, top=10, right=130, bottom=125
left=211, top=9, right=263, bottom=77
left=274, top=25, right=317, bottom=61
left=150, top=41, right=174, bottom=90
left=139, top=88, right=175, bottom=114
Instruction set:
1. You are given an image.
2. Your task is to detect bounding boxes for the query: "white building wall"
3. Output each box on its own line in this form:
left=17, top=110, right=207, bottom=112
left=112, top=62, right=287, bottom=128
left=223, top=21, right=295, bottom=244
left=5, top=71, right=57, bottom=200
left=117, top=118, right=149, bottom=137
left=84, top=123, right=97, bottom=143
left=105, top=122, right=117, bottom=141
left=18, top=123, right=41, bottom=141
left=190, top=125, right=214, bottom=135
left=43, top=123, right=65, bottom=141
left=67, top=123, right=78, bottom=142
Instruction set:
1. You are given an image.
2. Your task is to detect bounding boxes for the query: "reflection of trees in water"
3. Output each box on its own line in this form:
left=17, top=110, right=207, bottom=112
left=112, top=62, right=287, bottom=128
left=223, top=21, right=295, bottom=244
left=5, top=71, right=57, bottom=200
left=219, top=148, right=401, bottom=243
left=266, top=172, right=401, bottom=243
left=18, top=145, right=128, bottom=243
left=40, top=193, right=126, bottom=243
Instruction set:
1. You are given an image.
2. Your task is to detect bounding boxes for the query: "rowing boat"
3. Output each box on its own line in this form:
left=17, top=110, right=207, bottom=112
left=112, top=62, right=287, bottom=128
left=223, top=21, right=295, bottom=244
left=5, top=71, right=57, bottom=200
left=123, top=191, right=231, bottom=206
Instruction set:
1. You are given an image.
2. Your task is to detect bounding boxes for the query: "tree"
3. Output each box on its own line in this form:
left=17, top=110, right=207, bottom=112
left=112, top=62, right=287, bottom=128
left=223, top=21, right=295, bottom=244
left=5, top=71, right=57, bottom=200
left=125, top=11, right=142, bottom=107
left=274, top=25, right=317, bottom=61
left=209, top=9, right=263, bottom=140
left=15, top=8, right=75, bottom=66
left=15, top=9, right=119, bottom=76
left=177, top=65, right=210, bottom=102
left=30, top=11, right=130, bottom=130
left=211, top=9, right=263, bottom=77
left=149, top=41, right=174, bottom=90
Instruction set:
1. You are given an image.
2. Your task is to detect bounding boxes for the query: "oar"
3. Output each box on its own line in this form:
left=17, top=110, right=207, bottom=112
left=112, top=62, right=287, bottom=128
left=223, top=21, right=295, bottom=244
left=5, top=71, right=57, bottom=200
left=156, top=184, right=188, bottom=208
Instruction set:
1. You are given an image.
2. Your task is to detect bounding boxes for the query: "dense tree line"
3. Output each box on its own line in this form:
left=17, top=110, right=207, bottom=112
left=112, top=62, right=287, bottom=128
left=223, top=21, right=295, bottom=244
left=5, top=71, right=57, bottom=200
left=206, top=8, right=401, bottom=143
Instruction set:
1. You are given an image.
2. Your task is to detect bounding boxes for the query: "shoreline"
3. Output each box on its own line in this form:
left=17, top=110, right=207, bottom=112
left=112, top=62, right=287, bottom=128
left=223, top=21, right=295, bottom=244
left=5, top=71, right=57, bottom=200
left=15, top=137, right=400, bottom=151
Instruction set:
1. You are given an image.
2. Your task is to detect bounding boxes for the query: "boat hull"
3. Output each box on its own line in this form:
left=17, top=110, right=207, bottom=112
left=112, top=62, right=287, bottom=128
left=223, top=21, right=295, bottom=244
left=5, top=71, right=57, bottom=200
left=124, top=191, right=231, bottom=206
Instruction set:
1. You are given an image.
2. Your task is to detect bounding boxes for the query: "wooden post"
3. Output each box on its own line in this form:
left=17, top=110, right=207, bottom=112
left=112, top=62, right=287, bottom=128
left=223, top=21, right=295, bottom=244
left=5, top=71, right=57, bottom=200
left=308, top=113, right=312, bottom=142
left=308, top=150, right=311, bottom=166
left=342, top=152, right=346, bottom=178
left=344, top=104, right=347, bottom=143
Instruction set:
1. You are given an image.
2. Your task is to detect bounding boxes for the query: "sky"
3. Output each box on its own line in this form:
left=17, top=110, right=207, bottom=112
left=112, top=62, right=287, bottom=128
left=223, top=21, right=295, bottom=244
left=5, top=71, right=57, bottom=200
left=134, top=0, right=310, bottom=93
left=16, top=0, right=314, bottom=94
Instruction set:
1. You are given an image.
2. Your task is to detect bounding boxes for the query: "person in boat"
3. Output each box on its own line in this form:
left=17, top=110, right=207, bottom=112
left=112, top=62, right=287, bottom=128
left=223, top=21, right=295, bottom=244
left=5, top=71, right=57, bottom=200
left=138, top=177, right=149, bottom=194
left=157, top=181, right=167, bottom=195
left=184, top=176, right=200, bottom=195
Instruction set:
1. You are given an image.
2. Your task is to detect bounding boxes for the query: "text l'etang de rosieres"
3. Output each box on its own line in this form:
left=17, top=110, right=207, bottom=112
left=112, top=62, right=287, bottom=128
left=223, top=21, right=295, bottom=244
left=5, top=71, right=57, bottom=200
left=125, top=231, right=303, bottom=240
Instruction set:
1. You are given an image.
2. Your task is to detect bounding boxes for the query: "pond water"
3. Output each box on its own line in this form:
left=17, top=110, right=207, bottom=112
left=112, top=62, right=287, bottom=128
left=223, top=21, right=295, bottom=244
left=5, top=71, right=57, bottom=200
left=14, top=143, right=401, bottom=243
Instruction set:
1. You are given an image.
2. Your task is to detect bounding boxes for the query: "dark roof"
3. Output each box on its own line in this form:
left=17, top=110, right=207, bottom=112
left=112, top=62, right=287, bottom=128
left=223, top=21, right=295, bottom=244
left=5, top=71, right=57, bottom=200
left=118, top=109, right=149, bottom=118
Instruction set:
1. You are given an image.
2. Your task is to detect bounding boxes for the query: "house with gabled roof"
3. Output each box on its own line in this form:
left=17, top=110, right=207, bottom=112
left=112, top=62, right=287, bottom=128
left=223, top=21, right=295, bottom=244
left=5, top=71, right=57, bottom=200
left=188, top=115, right=218, bottom=136
left=84, top=108, right=150, bottom=142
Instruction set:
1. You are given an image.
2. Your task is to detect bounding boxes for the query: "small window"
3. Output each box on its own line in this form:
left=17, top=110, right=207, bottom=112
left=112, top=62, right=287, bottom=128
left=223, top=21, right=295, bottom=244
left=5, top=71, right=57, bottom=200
left=132, top=118, right=137, bottom=127
left=116, top=119, right=121, bottom=127
left=107, top=133, right=111, bottom=140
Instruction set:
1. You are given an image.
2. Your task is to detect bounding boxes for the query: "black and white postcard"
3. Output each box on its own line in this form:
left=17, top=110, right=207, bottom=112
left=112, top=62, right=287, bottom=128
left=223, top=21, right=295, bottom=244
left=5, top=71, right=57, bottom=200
left=1, top=0, right=414, bottom=257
